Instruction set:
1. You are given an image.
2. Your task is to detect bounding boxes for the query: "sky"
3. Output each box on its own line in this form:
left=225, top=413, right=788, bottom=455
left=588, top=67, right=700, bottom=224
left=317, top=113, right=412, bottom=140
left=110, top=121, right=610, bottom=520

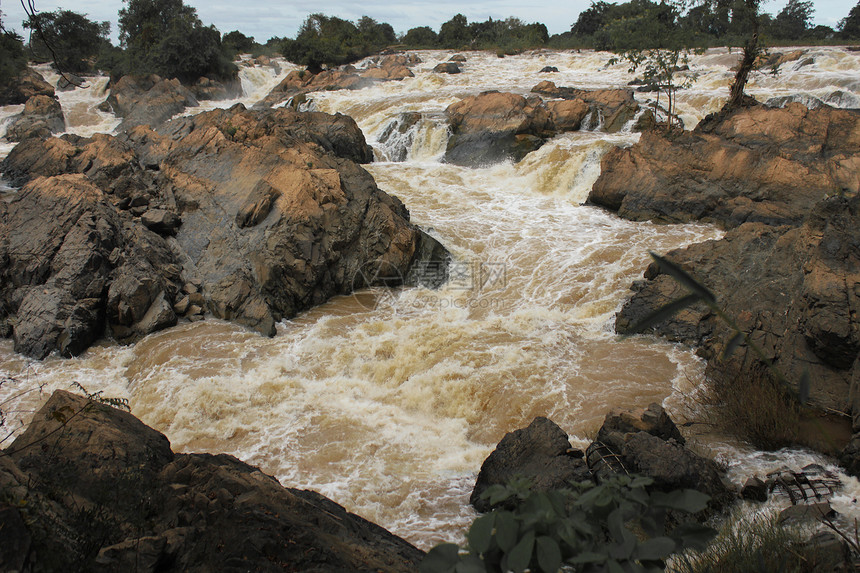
left=0, top=0, right=852, bottom=45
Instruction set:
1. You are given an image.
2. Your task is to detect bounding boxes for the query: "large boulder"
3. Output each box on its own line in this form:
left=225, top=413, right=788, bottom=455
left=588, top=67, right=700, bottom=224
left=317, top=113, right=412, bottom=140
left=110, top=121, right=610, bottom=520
left=470, top=417, right=591, bottom=512
left=2, top=390, right=424, bottom=572
left=444, top=91, right=553, bottom=167
left=532, top=81, right=642, bottom=133
left=0, top=67, right=55, bottom=105
left=588, top=404, right=733, bottom=511
left=0, top=105, right=449, bottom=358
left=100, top=74, right=199, bottom=131
left=4, top=94, right=66, bottom=141
left=588, top=102, right=860, bottom=228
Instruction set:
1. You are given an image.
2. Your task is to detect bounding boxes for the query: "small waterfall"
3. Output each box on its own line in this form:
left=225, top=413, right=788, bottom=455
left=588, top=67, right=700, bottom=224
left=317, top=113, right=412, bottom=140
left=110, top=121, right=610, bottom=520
left=372, top=112, right=449, bottom=162
left=581, top=107, right=605, bottom=131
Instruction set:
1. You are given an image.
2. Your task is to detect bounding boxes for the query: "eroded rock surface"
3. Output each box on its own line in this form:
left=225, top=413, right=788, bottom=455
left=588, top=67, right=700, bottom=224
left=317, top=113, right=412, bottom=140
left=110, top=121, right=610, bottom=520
left=2, top=390, right=424, bottom=572
left=5, top=95, right=66, bottom=141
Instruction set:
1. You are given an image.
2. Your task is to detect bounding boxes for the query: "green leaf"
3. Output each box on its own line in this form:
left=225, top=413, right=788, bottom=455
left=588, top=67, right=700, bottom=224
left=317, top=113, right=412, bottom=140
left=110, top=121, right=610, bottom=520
left=467, top=513, right=496, bottom=554
left=495, top=511, right=518, bottom=553
left=608, top=558, right=626, bottom=573
left=649, top=252, right=716, bottom=304
left=568, top=551, right=607, bottom=564
left=722, top=331, right=746, bottom=359
left=536, top=536, right=562, bottom=573
left=629, top=293, right=702, bottom=333
left=421, top=543, right=460, bottom=573
left=651, top=489, right=710, bottom=513
left=454, top=555, right=485, bottom=573
left=635, top=536, right=676, bottom=561
left=507, top=531, right=535, bottom=573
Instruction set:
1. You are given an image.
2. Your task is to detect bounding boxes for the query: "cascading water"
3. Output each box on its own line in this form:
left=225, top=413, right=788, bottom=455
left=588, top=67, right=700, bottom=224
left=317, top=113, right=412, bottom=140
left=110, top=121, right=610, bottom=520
left=1, top=47, right=860, bottom=549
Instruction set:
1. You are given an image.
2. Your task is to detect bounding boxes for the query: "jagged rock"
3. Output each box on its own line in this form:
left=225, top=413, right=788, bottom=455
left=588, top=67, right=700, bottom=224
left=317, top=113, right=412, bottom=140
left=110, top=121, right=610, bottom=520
left=0, top=67, right=54, bottom=105
left=2, top=390, right=424, bottom=572
left=433, top=62, right=461, bottom=74
left=101, top=74, right=199, bottom=131
left=444, top=91, right=552, bottom=166
left=5, top=95, right=66, bottom=141
left=590, top=103, right=860, bottom=227
left=190, top=75, right=243, bottom=101
left=0, top=105, right=449, bottom=357
left=532, top=81, right=641, bottom=133
left=594, top=403, right=685, bottom=451
left=741, top=477, right=768, bottom=502
left=470, top=417, right=591, bottom=512
left=56, top=73, right=85, bottom=91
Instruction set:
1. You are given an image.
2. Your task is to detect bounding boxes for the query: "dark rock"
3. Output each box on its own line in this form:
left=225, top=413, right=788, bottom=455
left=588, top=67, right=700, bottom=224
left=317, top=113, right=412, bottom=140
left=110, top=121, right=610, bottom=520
left=102, top=74, right=199, bottom=131
left=594, top=403, right=685, bottom=451
left=190, top=75, right=243, bottom=101
left=539, top=66, right=559, bottom=73
left=532, top=81, right=641, bottom=133
left=470, top=417, right=591, bottom=513
left=3, top=390, right=424, bottom=572
left=235, top=179, right=280, bottom=228
left=797, top=532, right=852, bottom=571
left=778, top=502, right=835, bottom=524
left=433, top=62, right=461, bottom=74
left=5, top=95, right=66, bottom=141
left=0, top=505, right=32, bottom=572
left=57, top=73, right=84, bottom=91
left=0, top=67, right=54, bottom=105
left=141, top=208, right=181, bottom=235
left=741, top=477, right=768, bottom=502
left=136, top=291, right=178, bottom=335
left=449, top=54, right=467, bottom=62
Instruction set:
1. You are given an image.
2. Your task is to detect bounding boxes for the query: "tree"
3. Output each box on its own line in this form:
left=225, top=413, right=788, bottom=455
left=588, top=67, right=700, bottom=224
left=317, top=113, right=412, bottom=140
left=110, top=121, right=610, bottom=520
left=571, top=1, right=613, bottom=38
left=118, top=0, right=236, bottom=82
left=769, top=0, right=814, bottom=39
left=839, top=1, right=860, bottom=39
left=23, top=10, right=110, bottom=73
left=438, top=14, right=470, bottom=48
left=281, top=14, right=396, bottom=72
left=223, top=30, right=255, bottom=55
left=402, top=26, right=438, bottom=47
left=0, top=12, right=27, bottom=88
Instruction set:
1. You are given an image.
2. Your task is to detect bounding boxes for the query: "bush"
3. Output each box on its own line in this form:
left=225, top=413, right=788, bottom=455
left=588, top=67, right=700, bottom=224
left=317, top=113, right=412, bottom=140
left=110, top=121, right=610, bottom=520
left=0, top=17, right=27, bottom=88
left=422, top=476, right=715, bottom=573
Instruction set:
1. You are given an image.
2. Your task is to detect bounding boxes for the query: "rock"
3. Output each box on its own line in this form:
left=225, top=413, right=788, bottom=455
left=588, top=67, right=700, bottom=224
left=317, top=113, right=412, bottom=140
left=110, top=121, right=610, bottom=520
left=3, top=390, right=424, bottom=572
left=377, top=112, right=422, bottom=162
left=615, top=194, right=860, bottom=414
left=448, top=54, right=467, bottom=62
left=0, top=105, right=449, bottom=358
left=589, top=103, right=860, bottom=227
left=778, top=502, right=835, bottom=524
left=433, top=62, right=461, bottom=74
left=0, top=67, right=55, bottom=105
left=741, top=477, right=768, bottom=502
left=594, top=403, right=685, bottom=451
left=190, top=75, right=243, bottom=101
left=470, top=417, right=591, bottom=513
left=532, top=81, right=641, bottom=133
left=141, top=208, right=181, bottom=235
left=102, top=74, right=199, bottom=131
left=5, top=95, right=66, bottom=141
left=173, top=295, right=191, bottom=315
left=56, top=73, right=84, bottom=91
left=444, top=91, right=552, bottom=166
left=539, top=66, right=559, bottom=73
left=546, top=99, right=589, bottom=132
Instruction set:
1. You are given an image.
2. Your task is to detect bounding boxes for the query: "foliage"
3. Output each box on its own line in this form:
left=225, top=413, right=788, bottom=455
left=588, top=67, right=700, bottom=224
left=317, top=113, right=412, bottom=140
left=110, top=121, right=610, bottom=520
left=23, top=10, right=110, bottom=74
left=402, top=26, right=438, bottom=47
left=281, top=14, right=394, bottom=71
left=768, top=0, right=814, bottom=40
left=0, top=12, right=27, bottom=87
left=118, top=0, right=236, bottom=82
left=671, top=508, right=813, bottom=573
left=421, top=475, right=715, bottom=573
left=438, top=14, right=471, bottom=48
left=840, top=1, right=860, bottom=39
left=222, top=30, right=255, bottom=55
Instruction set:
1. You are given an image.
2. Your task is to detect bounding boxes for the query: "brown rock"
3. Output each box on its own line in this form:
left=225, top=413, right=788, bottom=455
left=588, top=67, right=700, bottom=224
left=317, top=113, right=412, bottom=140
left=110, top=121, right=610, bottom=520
left=0, top=67, right=54, bottom=105
left=547, top=99, right=589, bottom=132
left=433, top=62, right=461, bottom=74
left=5, top=95, right=66, bottom=141
left=532, top=81, right=641, bottom=133
left=102, top=74, right=199, bottom=131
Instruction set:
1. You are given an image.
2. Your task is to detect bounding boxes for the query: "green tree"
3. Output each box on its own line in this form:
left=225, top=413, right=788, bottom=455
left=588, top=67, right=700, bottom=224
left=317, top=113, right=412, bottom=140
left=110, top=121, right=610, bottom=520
left=0, top=12, right=27, bottom=88
left=23, top=10, right=110, bottom=73
left=769, top=0, right=814, bottom=39
left=572, top=1, right=613, bottom=38
left=402, top=26, right=438, bottom=47
left=222, top=30, right=255, bottom=55
left=438, top=14, right=471, bottom=48
left=839, top=1, right=860, bottom=39
left=118, top=0, right=236, bottom=82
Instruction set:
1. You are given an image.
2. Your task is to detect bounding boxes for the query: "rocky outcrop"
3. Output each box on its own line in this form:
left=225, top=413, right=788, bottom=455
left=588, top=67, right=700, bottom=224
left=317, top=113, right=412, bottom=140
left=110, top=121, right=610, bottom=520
left=4, top=94, right=66, bottom=141
left=100, top=74, right=199, bottom=131
left=532, top=81, right=642, bottom=132
left=256, top=54, right=420, bottom=108
left=444, top=91, right=553, bottom=166
left=1, top=390, right=424, bottom=572
left=190, top=75, right=243, bottom=101
left=470, top=417, right=591, bottom=512
left=588, top=102, right=860, bottom=228
left=588, top=404, right=734, bottom=511
left=433, top=63, right=461, bottom=74
left=0, top=67, right=55, bottom=105
left=0, top=105, right=449, bottom=358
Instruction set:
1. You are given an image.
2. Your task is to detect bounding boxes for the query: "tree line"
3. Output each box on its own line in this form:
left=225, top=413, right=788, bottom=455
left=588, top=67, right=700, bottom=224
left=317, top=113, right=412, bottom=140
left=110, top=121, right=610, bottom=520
left=0, top=0, right=859, bottom=89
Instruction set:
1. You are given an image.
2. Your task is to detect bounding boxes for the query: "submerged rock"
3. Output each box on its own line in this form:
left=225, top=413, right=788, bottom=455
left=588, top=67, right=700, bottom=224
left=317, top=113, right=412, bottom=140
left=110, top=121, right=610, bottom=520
left=2, top=390, right=424, bottom=572
left=0, top=105, right=449, bottom=358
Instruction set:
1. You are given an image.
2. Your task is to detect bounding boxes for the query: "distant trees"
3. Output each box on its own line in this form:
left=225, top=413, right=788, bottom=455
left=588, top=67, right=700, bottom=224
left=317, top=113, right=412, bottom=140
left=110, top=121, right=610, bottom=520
left=840, top=1, right=860, bottom=39
left=222, top=30, right=255, bottom=55
left=769, top=0, right=814, bottom=40
left=23, top=10, right=110, bottom=73
left=281, top=14, right=396, bottom=72
left=402, top=26, right=438, bottom=47
left=0, top=12, right=27, bottom=87
left=118, top=0, right=236, bottom=82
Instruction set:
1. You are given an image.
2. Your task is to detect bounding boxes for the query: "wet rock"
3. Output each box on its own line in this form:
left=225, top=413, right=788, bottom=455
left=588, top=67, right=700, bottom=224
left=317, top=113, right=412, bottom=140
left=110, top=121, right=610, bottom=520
left=56, top=73, right=84, bottom=91
left=0, top=67, right=54, bottom=105
left=444, top=91, right=552, bottom=166
left=741, top=477, right=768, bottom=502
left=4, top=390, right=424, bottom=572
left=594, top=403, right=685, bottom=451
left=589, top=103, right=860, bottom=227
left=5, top=95, right=66, bottom=141
left=0, top=105, right=449, bottom=357
left=778, top=502, right=835, bottom=524
left=102, top=74, right=199, bottom=131
left=449, top=54, right=467, bottom=62
left=433, top=62, right=461, bottom=74
left=470, top=417, right=591, bottom=513
left=546, top=99, right=590, bottom=132
left=190, top=75, right=243, bottom=101
left=377, top=112, right=422, bottom=162
left=532, top=81, right=641, bottom=133
left=539, top=66, right=559, bottom=73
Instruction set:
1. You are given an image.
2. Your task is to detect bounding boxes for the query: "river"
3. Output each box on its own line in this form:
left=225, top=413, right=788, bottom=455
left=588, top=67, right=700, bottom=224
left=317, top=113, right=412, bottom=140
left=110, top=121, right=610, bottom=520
left=1, top=47, right=859, bottom=549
